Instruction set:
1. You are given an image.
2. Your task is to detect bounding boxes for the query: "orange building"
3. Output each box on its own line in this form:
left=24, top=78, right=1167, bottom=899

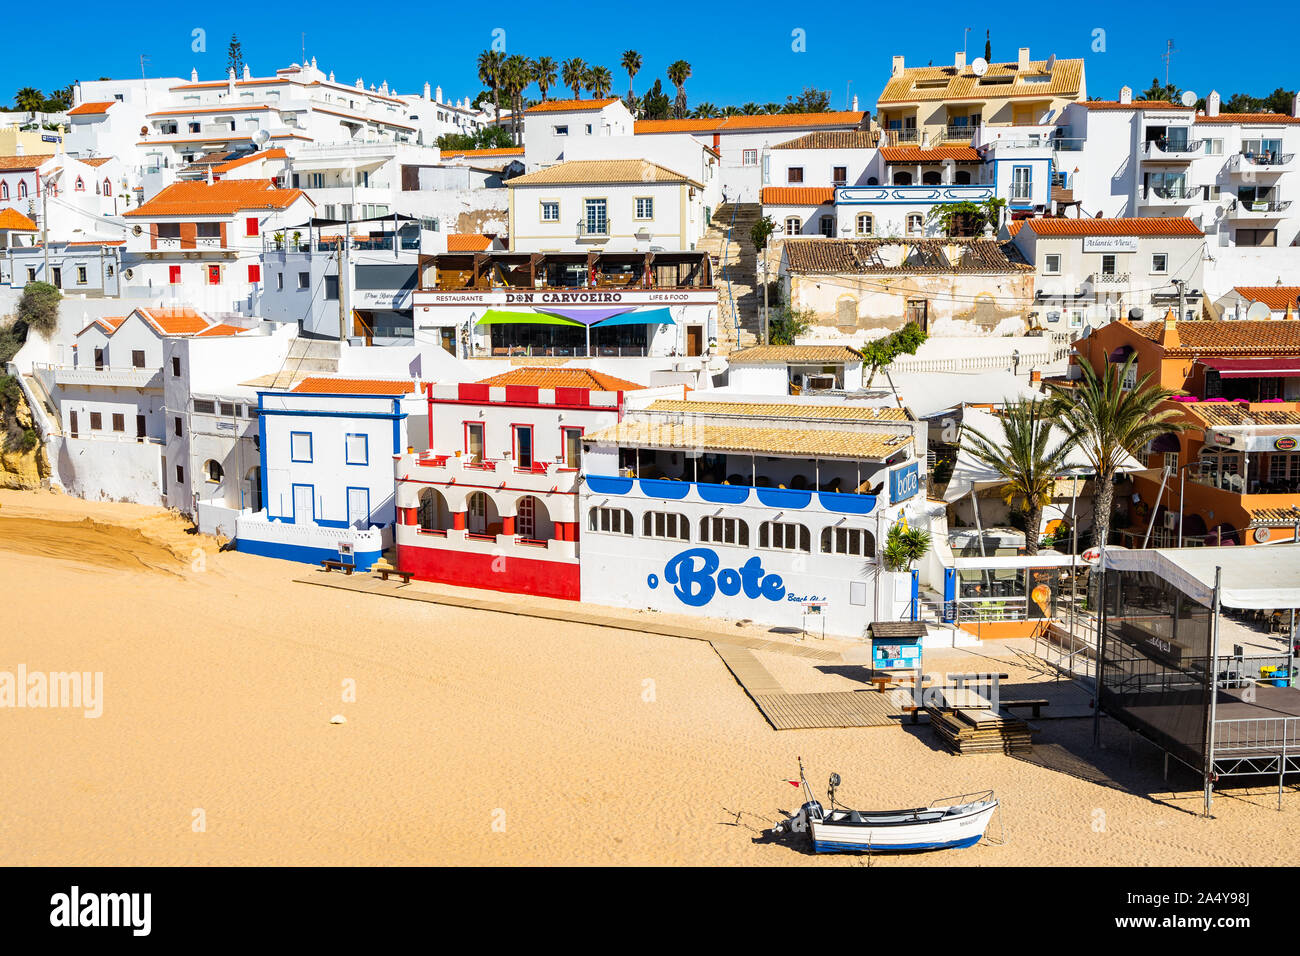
left=1074, top=313, right=1300, bottom=546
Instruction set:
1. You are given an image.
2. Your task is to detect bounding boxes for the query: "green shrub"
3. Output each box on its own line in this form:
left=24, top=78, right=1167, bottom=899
left=17, top=281, right=61, bottom=337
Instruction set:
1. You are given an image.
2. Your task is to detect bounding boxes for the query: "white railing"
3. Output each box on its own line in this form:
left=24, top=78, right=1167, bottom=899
left=1215, top=715, right=1300, bottom=756
left=889, top=349, right=1058, bottom=373
left=41, top=363, right=163, bottom=390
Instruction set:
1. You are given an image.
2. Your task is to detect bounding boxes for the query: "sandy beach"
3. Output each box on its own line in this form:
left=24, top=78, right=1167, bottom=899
left=0, top=487, right=1295, bottom=866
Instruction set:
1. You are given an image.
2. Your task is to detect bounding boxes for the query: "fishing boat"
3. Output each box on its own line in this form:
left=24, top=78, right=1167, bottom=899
left=779, top=760, right=998, bottom=854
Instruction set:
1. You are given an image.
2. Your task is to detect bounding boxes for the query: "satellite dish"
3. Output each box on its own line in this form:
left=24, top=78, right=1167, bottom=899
left=971, top=57, right=989, bottom=77
left=1044, top=54, right=1057, bottom=73
left=131, top=224, right=143, bottom=236
left=1245, top=301, right=1272, bottom=321
left=1180, top=90, right=1197, bottom=108
left=122, top=268, right=134, bottom=280
left=251, top=128, right=271, bottom=148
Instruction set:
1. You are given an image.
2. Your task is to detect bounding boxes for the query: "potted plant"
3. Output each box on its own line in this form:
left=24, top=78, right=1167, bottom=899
left=273, top=231, right=284, bottom=250
left=291, top=231, right=302, bottom=251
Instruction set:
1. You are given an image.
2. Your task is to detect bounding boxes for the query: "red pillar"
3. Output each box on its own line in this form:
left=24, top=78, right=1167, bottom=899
left=453, top=511, right=466, bottom=530
left=502, top=516, right=516, bottom=535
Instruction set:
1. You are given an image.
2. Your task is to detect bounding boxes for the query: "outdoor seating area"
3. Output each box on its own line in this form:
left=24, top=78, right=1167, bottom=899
left=419, top=250, right=714, bottom=292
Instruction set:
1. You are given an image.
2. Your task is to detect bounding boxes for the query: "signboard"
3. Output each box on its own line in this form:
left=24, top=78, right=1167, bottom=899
left=871, top=639, right=922, bottom=672
left=1275, top=436, right=1298, bottom=451
left=1208, top=429, right=1300, bottom=452
left=889, top=461, right=920, bottom=504
left=1083, top=236, right=1139, bottom=253
left=415, top=289, right=718, bottom=309
left=41, top=134, right=61, bottom=144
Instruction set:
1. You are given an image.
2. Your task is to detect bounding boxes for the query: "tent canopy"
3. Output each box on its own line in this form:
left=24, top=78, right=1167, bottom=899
left=594, top=307, right=675, bottom=328
left=944, top=406, right=1144, bottom=502
left=475, top=309, right=583, bottom=327
left=1103, top=544, right=1300, bottom=610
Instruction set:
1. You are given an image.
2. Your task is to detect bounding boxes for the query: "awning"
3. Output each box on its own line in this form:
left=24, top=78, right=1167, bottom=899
left=474, top=309, right=583, bottom=327
left=1108, top=345, right=1134, bottom=363
left=536, top=306, right=634, bottom=325
left=594, top=307, right=675, bottom=328
left=1200, top=357, right=1300, bottom=378
left=1102, top=544, right=1300, bottom=609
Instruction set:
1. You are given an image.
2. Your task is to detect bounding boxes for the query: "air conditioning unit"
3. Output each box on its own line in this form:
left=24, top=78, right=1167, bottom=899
left=1163, top=510, right=1181, bottom=530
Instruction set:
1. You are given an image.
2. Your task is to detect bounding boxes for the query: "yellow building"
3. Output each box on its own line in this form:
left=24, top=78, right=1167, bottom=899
left=875, top=48, right=1086, bottom=146
left=0, top=122, right=64, bottom=156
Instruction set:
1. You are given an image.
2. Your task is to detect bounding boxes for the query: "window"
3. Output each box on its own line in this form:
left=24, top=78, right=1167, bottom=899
left=169, top=265, right=182, bottom=284
left=584, top=198, right=607, bottom=235
left=1011, top=166, right=1032, bottom=201
left=206, top=264, right=221, bottom=285
left=156, top=223, right=181, bottom=240
left=540, top=201, right=560, bottom=222
left=786, top=167, right=804, bottom=184
left=819, top=215, right=835, bottom=238
left=344, top=433, right=368, bottom=466
left=634, top=197, right=654, bottom=220
left=25, top=268, right=35, bottom=282
left=1044, top=254, right=1061, bottom=275
left=561, top=427, right=583, bottom=468
left=290, top=431, right=313, bottom=463
left=699, top=515, right=749, bottom=546
left=1151, top=253, right=1168, bottom=274
left=89, top=412, right=103, bottom=430
left=206, top=460, right=223, bottom=483
left=245, top=216, right=259, bottom=237
left=906, top=213, right=924, bottom=236
left=276, top=273, right=284, bottom=291
left=742, top=149, right=757, bottom=167
left=892, top=171, right=912, bottom=186
left=589, top=506, right=632, bottom=534
left=196, top=222, right=221, bottom=239
left=247, top=264, right=261, bottom=283
left=784, top=216, right=802, bottom=235
left=512, top=425, right=533, bottom=468
left=298, top=272, right=310, bottom=289
left=855, top=214, right=873, bottom=236
left=760, top=521, right=810, bottom=552
left=0, top=183, right=6, bottom=200
left=219, top=402, right=236, bottom=417
left=112, top=413, right=125, bottom=432
left=1101, top=254, right=1117, bottom=276
left=643, top=511, right=689, bottom=541
left=1237, top=229, right=1277, bottom=248
left=832, top=166, right=847, bottom=186
left=131, top=350, right=146, bottom=368
left=821, top=526, right=875, bottom=556
left=17, top=180, right=27, bottom=199
left=465, top=422, right=485, bottom=462
left=553, top=125, right=568, bottom=136
left=76, top=266, right=87, bottom=285
left=1206, top=185, right=1221, bottom=201
left=106, top=264, right=114, bottom=278
left=1204, top=138, right=1223, bottom=155
left=103, top=178, right=111, bottom=196
left=194, top=400, right=215, bottom=414
left=175, top=465, right=184, bottom=484
left=584, top=123, right=593, bottom=134
left=174, top=417, right=182, bottom=438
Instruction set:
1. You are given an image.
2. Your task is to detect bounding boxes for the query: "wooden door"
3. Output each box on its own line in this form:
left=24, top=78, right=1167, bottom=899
left=687, top=326, right=703, bottom=357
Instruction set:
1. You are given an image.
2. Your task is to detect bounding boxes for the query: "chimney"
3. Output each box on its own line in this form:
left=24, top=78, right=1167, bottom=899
left=227, top=68, right=236, bottom=94
left=920, top=130, right=931, bottom=149
left=1293, top=91, right=1300, bottom=119
left=381, top=81, right=389, bottom=95
left=356, top=78, right=364, bottom=89
left=1119, top=85, right=1132, bottom=105
left=1207, top=90, right=1220, bottom=117
left=72, top=83, right=82, bottom=107
left=424, top=82, right=432, bottom=101
left=955, top=51, right=966, bottom=72
left=1160, top=309, right=1180, bottom=348
left=892, top=55, right=905, bottom=76
left=851, top=95, right=859, bottom=112
left=1017, top=47, right=1030, bottom=71
left=1030, top=369, right=1042, bottom=383
left=242, top=63, right=252, bottom=81
left=189, top=68, right=198, bottom=83
left=329, top=71, right=335, bottom=83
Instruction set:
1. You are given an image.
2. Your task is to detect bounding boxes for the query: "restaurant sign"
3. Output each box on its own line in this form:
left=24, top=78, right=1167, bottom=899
left=1083, top=236, right=1139, bottom=253
left=890, top=461, right=919, bottom=504
left=1275, top=436, right=1298, bottom=451
left=416, top=289, right=717, bottom=308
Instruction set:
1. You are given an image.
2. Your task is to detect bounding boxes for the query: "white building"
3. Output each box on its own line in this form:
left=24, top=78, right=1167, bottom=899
left=520, top=98, right=634, bottom=171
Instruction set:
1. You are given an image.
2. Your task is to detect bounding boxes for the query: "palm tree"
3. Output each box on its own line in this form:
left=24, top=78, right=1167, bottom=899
left=762, top=102, right=782, bottom=115
left=501, top=55, right=531, bottom=146
left=740, top=102, right=761, bottom=115
left=1048, top=353, right=1193, bottom=549
left=561, top=58, right=587, bottom=100
left=15, top=87, right=44, bottom=112
left=620, top=50, right=642, bottom=110
left=961, top=399, right=1076, bottom=556
left=532, top=56, right=558, bottom=101
left=720, top=105, right=742, bottom=117
left=882, top=524, right=932, bottom=572
left=666, top=60, right=692, bottom=119
left=691, top=102, right=717, bottom=119
left=586, top=65, right=613, bottom=99
left=476, top=50, right=505, bottom=122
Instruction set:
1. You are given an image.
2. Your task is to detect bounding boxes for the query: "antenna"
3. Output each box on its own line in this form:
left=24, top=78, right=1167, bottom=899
left=971, top=57, right=989, bottom=77
left=1162, top=39, right=1178, bottom=86
left=964, top=26, right=971, bottom=57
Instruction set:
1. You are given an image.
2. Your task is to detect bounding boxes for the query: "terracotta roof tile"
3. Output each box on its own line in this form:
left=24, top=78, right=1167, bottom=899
left=646, top=399, right=909, bottom=422
left=134, top=307, right=211, bottom=336
left=879, top=144, right=982, bottom=162
left=1129, top=319, right=1300, bottom=355
left=524, top=98, right=620, bottom=113
left=635, top=111, right=866, bottom=134
left=1196, top=112, right=1300, bottom=125
left=781, top=237, right=1033, bottom=275
left=211, top=148, right=287, bottom=173
left=441, top=147, right=524, bottom=157
left=147, top=105, right=274, bottom=117
left=584, top=420, right=908, bottom=460
left=195, top=323, right=246, bottom=337
left=78, top=157, right=114, bottom=167
left=447, top=234, right=493, bottom=252
left=506, top=159, right=701, bottom=188
left=66, top=239, right=125, bottom=247
left=0, top=154, right=54, bottom=171
left=771, top=130, right=881, bottom=150
left=877, top=59, right=1084, bottom=104
left=1084, top=100, right=1191, bottom=111
left=1020, top=216, right=1203, bottom=237
left=76, top=317, right=125, bottom=336
left=472, top=367, right=645, bottom=391
left=125, top=179, right=306, bottom=217
left=0, top=208, right=37, bottom=231
left=761, top=186, right=835, bottom=205
left=728, top=345, right=864, bottom=365
left=1179, top=402, right=1300, bottom=428
left=291, top=377, right=416, bottom=395
left=1233, top=287, right=1300, bottom=311
left=68, top=101, right=116, bottom=116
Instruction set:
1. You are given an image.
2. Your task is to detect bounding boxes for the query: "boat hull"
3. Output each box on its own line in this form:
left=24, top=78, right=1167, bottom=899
left=808, top=802, right=997, bottom=854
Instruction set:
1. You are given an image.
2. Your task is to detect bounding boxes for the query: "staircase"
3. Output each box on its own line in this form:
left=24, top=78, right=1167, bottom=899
left=259, top=337, right=343, bottom=389
left=698, top=202, right=764, bottom=353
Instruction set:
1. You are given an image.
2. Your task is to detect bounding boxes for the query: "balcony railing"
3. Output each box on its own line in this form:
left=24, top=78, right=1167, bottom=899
left=44, top=363, right=163, bottom=389
left=578, top=222, right=610, bottom=238
left=1228, top=198, right=1291, bottom=216
left=1141, top=184, right=1199, bottom=202
left=1228, top=150, right=1296, bottom=170
left=1144, top=138, right=1203, bottom=156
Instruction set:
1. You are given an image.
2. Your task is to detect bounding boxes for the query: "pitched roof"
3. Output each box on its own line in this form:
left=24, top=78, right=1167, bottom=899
left=771, top=129, right=881, bottom=150
left=471, top=367, right=645, bottom=391
left=781, top=237, right=1033, bottom=275
left=1020, top=216, right=1203, bottom=238
left=728, top=345, right=864, bottom=365
left=0, top=154, right=54, bottom=171
left=879, top=144, right=982, bottom=162
left=133, top=307, right=211, bottom=336
left=1129, top=319, right=1300, bottom=355
left=211, top=148, right=287, bottom=173
left=506, top=159, right=701, bottom=188
left=66, top=239, right=126, bottom=247
left=195, top=323, right=246, bottom=337
left=1233, top=286, right=1300, bottom=311
left=78, top=157, right=114, bottom=167
left=441, top=147, right=524, bottom=157
left=291, top=377, right=417, bottom=395
left=760, top=186, right=835, bottom=205
left=877, top=58, right=1085, bottom=104
left=125, top=179, right=306, bottom=217
left=446, top=234, right=493, bottom=252
left=76, top=317, right=125, bottom=336
left=68, top=101, right=116, bottom=116
left=583, top=420, right=908, bottom=461
left=0, top=208, right=37, bottom=231
left=524, top=97, right=621, bottom=113
left=635, top=111, right=866, bottom=135
left=146, top=105, right=274, bottom=117
left=1179, top=402, right=1300, bottom=428
left=1196, top=112, right=1300, bottom=125
left=645, top=399, right=909, bottom=422
left=1083, top=100, right=1191, bottom=112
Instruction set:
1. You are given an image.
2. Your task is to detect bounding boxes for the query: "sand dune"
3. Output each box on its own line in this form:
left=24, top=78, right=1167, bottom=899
left=0, top=488, right=1295, bottom=866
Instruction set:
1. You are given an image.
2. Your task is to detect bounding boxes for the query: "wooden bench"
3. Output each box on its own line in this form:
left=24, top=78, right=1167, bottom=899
left=320, top=560, right=355, bottom=575
left=375, top=567, right=413, bottom=584
left=1002, top=699, right=1051, bottom=718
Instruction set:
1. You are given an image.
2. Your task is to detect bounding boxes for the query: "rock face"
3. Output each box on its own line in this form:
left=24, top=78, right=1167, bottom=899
left=0, top=379, right=49, bottom=490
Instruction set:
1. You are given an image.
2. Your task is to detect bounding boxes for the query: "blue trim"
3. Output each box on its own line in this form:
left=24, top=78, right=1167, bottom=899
left=258, top=407, right=406, bottom=421
left=290, top=482, right=315, bottom=523
left=696, top=482, right=750, bottom=505
left=346, top=486, right=371, bottom=527
left=392, top=398, right=402, bottom=453
left=756, top=487, right=812, bottom=509
left=290, top=431, right=313, bottom=463
left=345, top=432, right=369, bottom=466
left=639, top=478, right=690, bottom=499
left=257, top=398, right=269, bottom=515
left=812, top=833, right=982, bottom=853
left=819, top=491, right=877, bottom=514
left=235, top=538, right=382, bottom=570
left=586, top=475, right=634, bottom=495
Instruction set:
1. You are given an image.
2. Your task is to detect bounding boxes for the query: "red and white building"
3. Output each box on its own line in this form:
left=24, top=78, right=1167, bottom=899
left=391, top=366, right=668, bottom=599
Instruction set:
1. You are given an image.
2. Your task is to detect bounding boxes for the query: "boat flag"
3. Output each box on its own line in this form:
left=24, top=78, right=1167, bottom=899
left=785, top=780, right=801, bottom=788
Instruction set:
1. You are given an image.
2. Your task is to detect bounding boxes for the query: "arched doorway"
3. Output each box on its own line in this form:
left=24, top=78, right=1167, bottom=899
left=892, top=171, right=913, bottom=185
left=516, top=495, right=553, bottom=541
left=244, top=466, right=262, bottom=511
left=418, top=487, right=452, bottom=531
left=922, top=171, right=941, bottom=185
left=466, top=491, right=501, bottom=535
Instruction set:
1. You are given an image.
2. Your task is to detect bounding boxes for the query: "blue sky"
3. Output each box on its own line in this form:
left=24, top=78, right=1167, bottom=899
left=9, top=1, right=1300, bottom=112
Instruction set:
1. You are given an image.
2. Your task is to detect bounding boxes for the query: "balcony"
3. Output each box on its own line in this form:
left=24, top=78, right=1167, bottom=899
left=1227, top=198, right=1291, bottom=219
left=1227, top=151, right=1296, bottom=174
left=1139, top=184, right=1201, bottom=206
left=577, top=222, right=610, bottom=242
left=417, top=250, right=715, bottom=293
left=47, top=363, right=163, bottom=389
left=1143, top=138, right=1203, bottom=161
